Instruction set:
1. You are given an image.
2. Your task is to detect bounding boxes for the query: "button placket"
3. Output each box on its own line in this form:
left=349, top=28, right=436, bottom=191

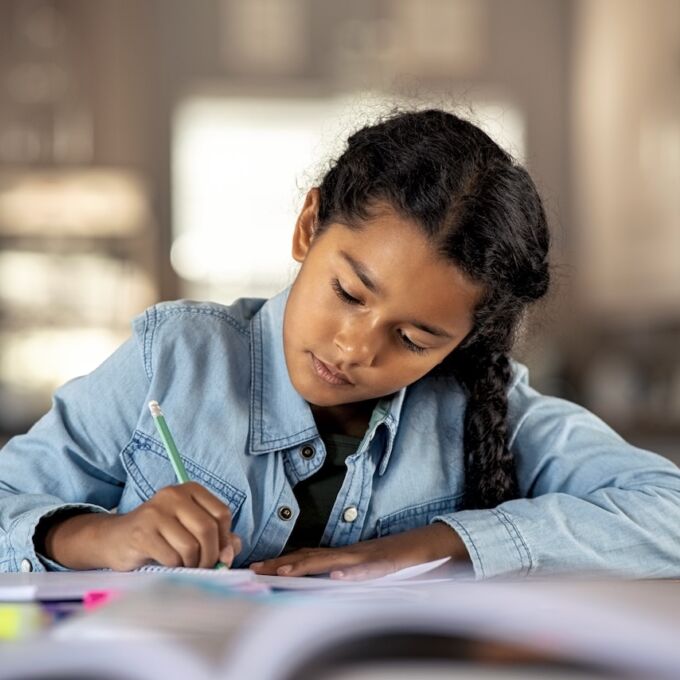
left=327, top=435, right=379, bottom=545
left=342, top=506, right=358, bottom=523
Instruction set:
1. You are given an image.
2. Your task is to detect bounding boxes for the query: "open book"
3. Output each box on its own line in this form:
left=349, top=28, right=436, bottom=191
left=2, top=577, right=680, bottom=679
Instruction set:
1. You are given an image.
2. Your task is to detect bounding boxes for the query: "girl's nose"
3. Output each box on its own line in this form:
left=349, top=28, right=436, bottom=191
left=334, top=317, right=380, bottom=367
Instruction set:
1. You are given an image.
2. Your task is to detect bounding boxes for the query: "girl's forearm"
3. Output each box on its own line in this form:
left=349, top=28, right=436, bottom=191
left=40, top=512, right=117, bottom=570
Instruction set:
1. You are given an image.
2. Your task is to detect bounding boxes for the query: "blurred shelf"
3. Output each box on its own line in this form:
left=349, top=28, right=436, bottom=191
left=0, top=168, right=159, bottom=433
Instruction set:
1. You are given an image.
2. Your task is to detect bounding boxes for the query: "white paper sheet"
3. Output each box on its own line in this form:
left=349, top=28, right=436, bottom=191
left=0, top=558, right=462, bottom=601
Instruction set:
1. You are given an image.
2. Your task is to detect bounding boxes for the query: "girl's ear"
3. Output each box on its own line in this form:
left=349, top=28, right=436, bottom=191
left=292, top=188, right=321, bottom=263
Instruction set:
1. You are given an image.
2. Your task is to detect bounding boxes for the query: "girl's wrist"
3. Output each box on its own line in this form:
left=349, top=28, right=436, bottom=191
left=424, top=522, right=471, bottom=563
left=42, top=511, right=117, bottom=570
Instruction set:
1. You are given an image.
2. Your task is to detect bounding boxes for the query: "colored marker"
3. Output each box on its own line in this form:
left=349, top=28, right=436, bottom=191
left=0, top=604, right=46, bottom=640
left=83, top=589, right=122, bottom=611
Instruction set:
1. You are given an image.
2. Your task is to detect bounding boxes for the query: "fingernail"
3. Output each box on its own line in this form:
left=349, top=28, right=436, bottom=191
left=331, top=570, right=345, bottom=579
left=220, top=545, right=234, bottom=565
left=277, top=565, right=292, bottom=575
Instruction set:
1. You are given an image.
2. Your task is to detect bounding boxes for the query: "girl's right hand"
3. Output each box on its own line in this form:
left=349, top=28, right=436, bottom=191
left=43, top=481, right=242, bottom=571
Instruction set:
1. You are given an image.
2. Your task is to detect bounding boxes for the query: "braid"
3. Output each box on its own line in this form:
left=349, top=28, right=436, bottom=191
left=451, top=346, right=518, bottom=509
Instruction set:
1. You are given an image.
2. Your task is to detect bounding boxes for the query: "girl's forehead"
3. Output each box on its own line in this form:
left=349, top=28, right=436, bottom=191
left=322, top=219, right=484, bottom=328
left=325, top=215, right=457, bottom=279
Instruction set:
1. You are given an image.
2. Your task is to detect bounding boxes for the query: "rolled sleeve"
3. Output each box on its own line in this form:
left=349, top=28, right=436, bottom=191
left=8, top=502, right=111, bottom=573
left=432, top=369, right=680, bottom=580
left=433, top=508, right=532, bottom=579
left=0, top=326, right=150, bottom=572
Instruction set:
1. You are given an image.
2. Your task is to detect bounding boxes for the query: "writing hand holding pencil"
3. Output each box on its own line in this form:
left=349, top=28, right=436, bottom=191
left=38, top=404, right=242, bottom=571
left=147, top=401, right=239, bottom=570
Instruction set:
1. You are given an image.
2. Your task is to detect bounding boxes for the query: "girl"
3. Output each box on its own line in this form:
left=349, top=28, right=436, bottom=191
left=1, top=109, right=679, bottom=578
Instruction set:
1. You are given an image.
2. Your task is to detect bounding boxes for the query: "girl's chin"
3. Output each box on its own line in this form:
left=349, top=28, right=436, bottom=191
left=301, top=389, right=357, bottom=408
left=303, top=383, right=387, bottom=409
left=297, top=380, right=367, bottom=408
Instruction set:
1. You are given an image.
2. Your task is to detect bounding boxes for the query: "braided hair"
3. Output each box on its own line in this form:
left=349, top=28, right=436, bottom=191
left=313, top=109, right=551, bottom=510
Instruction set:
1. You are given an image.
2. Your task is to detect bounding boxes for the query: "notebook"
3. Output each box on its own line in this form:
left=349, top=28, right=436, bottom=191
left=0, top=566, right=256, bottom=602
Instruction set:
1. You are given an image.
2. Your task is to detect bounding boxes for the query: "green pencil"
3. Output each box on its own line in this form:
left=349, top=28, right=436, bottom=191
left=148, top=400, right=228, bottom=569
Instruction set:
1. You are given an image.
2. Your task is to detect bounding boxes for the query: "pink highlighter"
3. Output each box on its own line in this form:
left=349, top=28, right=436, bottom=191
left=82, top=589, right=122, bottom=611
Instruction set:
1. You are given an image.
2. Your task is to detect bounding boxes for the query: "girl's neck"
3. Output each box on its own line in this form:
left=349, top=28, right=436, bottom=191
left=310, top=399, right=378, bottom=439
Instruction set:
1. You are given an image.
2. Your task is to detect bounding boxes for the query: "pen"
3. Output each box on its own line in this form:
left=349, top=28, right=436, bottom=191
left=148, top=400, right=228, bottom=569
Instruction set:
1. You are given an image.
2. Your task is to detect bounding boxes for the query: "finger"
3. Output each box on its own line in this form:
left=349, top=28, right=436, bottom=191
left=274, top=551, right=364, bottom=577
left=175, top=505, right=220, bottom=569
left=248, top=559, right=276, bottom=575
left=219, top=534, right=242, bottom=566
left=219, top=544, right=234, bottom=567
left=157, top=519, right=202, bottom=568
left=330, top=559, right=397, bottom=581
left=249, top=549, right=320, bottom=575
left=139, top=529, right=185, bottom=570
left=187, top=483, right=234, bottom=552
left=186, top=482, right=233, bottom=527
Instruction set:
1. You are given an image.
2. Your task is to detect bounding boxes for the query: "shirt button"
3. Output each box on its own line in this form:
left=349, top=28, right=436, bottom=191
left=20, top=558, right=33, bottom=573
left=343, top=506, right=358, bottom=523
left=300, top=445, right=315, bottom=460
left=278, top=506, right=293, bottom=521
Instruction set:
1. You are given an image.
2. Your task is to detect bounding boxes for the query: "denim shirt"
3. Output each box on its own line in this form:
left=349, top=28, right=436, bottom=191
left=2, top=288, right=680, bottom=578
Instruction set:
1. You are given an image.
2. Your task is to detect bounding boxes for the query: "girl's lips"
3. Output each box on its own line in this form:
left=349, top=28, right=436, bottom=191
left=311, top=354, right=353, bottom=386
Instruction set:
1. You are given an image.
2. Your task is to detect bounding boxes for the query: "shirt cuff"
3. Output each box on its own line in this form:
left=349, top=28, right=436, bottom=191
left=10, top=503, right=111, bottom=573
left=432, top=507, right=533, bottom=579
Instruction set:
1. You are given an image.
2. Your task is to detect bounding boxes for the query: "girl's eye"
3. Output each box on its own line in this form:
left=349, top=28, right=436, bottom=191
left=332, top=278, right=428, bottom=356
left=331, top=278, right=362, bottom=305
left=398, top=330, right=428, bottom=355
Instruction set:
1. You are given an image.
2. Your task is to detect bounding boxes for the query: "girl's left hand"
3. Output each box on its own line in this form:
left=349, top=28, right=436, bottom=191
left=248, top=523, right=469, bottom=580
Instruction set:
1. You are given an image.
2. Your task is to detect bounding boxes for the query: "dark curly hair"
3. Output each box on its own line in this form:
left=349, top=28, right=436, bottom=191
left=313, top=109, right=551, bottom=510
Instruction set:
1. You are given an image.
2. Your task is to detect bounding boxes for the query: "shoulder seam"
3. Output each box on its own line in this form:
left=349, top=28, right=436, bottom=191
left=142, top=305, right=156, bottom=380
left=141, top=304, right=250, bottom=381
left=153, top=305, right=249, bottom=337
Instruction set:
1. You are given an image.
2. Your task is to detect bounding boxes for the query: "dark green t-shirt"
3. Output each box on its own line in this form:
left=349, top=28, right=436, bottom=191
left=283, top=433, right=361, bottom=553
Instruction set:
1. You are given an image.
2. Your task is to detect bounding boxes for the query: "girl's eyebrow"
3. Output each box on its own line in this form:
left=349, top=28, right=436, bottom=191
left=340, top=250, right=382, bottom=295
left=339, top=250, right=453, bottom=339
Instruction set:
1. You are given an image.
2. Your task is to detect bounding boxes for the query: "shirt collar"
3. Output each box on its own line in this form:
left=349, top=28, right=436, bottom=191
left=367, top=387, right=407, bottom=476
left=248, top=285, right=408, bottom=474
left=249, top=286, right=318, bottom=454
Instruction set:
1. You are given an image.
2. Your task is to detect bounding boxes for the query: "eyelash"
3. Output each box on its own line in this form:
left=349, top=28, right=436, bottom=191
left=331, top=278, right=361, bottom=305
left=330, top=278, right=428, bottom=355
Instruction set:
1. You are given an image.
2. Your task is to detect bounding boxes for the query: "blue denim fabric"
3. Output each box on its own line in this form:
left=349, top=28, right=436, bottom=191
left=2, top=287, right=680, bottom=577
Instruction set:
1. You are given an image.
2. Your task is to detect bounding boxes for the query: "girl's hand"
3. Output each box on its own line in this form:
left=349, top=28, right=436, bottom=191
left=44, top=481, right=242, bottom=571
left=249, top=523, right=469, bottom=580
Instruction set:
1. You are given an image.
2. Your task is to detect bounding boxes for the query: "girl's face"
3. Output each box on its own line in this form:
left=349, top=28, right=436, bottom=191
left=283, top=189, right=483, bottom=409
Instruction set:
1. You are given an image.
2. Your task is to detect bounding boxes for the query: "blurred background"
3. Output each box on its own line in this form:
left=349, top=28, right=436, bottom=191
left=0, top=0, right=678, bottom=463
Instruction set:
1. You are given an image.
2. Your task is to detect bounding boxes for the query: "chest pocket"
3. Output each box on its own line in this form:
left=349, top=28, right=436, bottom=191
left=375, top=495, right=462, bottom=538
left=118, top=430, right=246, bottom=517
